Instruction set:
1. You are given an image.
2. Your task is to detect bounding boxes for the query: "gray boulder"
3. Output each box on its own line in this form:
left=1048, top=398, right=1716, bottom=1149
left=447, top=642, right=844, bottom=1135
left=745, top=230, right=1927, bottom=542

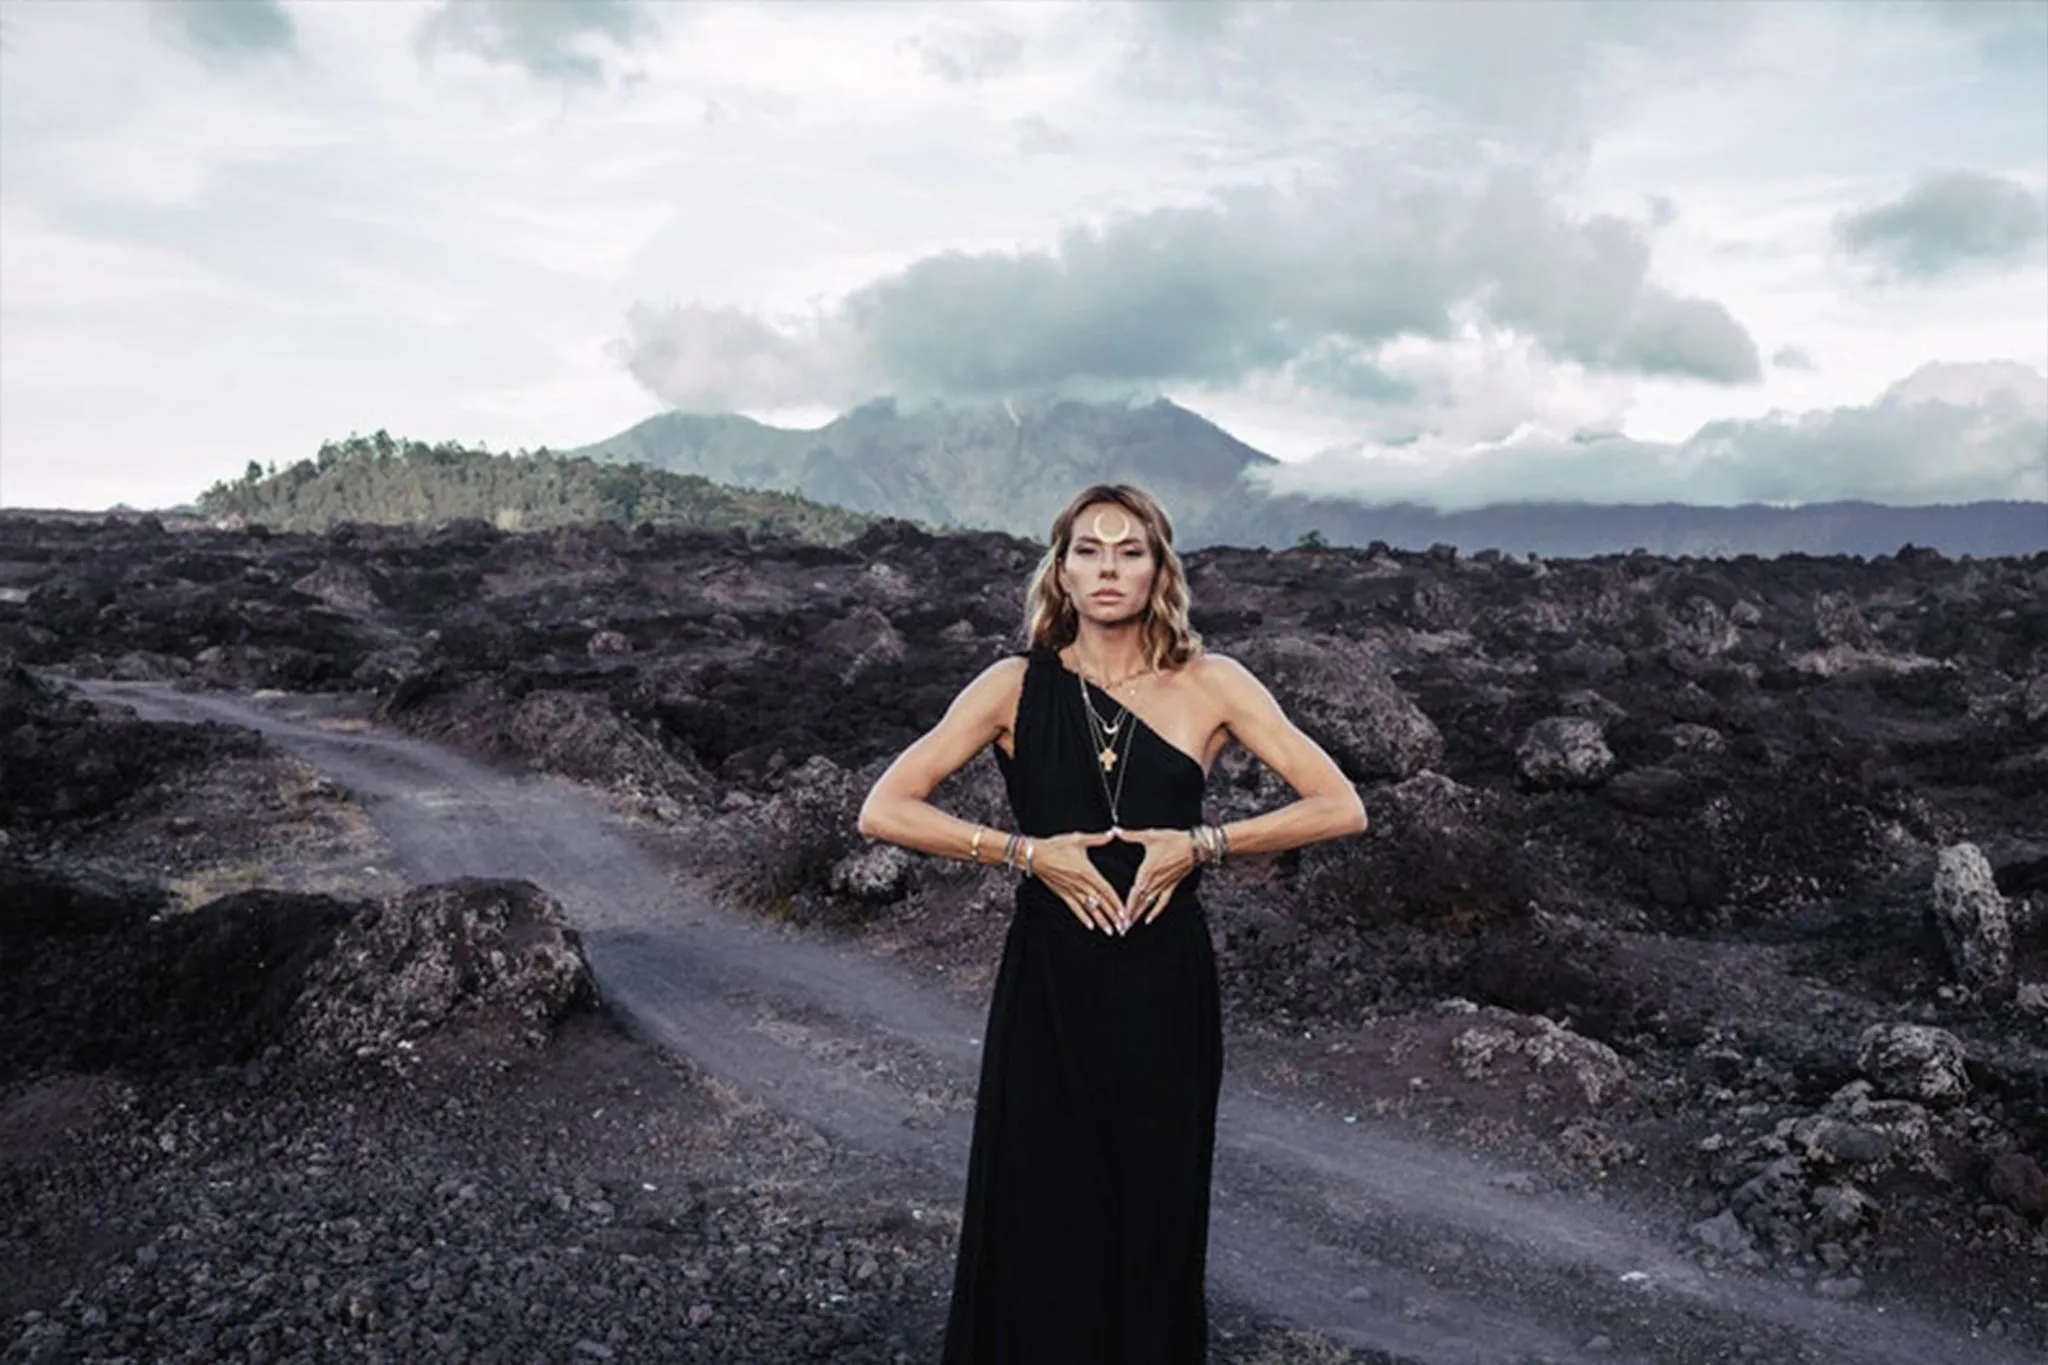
left=1516, top=716, right=1614, bottom=790
left=1930, top=843, right=2013, bottom=993
left=1856, top=1023, right=1970, bottom=1106
left=291, top=879, right=595, bottom=1062
left=1812, top=592, right=1874, bottom=649
left=291, top=562, right=379, bottom=614
left=813, top=604, right=907, bottom=685
left=1229, top=635, right=1442, bottom=781
left=507, top=689, right=712, bottom=815
left=1690, top=1208, right=1754, bottom=1256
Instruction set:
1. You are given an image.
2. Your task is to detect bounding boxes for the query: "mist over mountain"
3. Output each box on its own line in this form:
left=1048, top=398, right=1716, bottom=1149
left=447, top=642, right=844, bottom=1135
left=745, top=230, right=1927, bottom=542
left=572, top=399, right=2047, bottom=557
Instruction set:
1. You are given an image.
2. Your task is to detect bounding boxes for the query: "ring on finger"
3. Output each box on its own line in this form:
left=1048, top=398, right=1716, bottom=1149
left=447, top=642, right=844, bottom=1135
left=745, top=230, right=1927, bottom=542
left=1084, top=892, right=1100, bottom=910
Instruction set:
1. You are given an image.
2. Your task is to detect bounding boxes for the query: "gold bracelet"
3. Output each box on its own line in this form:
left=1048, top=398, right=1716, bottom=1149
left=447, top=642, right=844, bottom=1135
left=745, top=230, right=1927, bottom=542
left=970, top=825, right=986, bottom=864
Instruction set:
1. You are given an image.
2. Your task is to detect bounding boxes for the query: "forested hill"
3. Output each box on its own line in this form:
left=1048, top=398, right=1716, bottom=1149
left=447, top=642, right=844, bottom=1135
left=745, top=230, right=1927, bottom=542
left=193, top=434, right=873, bottom=543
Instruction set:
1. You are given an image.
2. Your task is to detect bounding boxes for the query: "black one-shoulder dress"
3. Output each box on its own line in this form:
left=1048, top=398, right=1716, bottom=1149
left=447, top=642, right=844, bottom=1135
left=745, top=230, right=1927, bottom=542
left=941, top=645, right=1223, bottom=1364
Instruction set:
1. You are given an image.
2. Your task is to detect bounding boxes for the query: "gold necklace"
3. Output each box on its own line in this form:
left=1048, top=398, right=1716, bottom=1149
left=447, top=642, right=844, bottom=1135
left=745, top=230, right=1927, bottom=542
left=1077, top=671, right=1138, bottom=822
left=1074, top=645, right=1155, bottom=695
left=1072, top=646, right=1144, bottom=769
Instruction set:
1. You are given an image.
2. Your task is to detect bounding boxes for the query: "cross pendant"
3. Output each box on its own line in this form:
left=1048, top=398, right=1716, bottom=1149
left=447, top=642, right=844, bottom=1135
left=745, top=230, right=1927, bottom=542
left=1099, top=747, right=1118, bottom=771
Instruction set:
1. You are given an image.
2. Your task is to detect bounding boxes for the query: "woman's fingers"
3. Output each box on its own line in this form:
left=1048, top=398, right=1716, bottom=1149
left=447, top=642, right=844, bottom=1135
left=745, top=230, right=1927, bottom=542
left=1060, top=878, right=1121, bottom=934
left=1144, top=880, right=1178, bottom=924
left=1061, top=893, right=1107, bottom=934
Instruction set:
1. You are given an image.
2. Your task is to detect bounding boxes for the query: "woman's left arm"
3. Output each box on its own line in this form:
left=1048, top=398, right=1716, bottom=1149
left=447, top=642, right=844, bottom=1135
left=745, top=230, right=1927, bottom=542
left=1200, top=653, right=1368, bottom=856
left=1127, top=654, right=1367, bottom=927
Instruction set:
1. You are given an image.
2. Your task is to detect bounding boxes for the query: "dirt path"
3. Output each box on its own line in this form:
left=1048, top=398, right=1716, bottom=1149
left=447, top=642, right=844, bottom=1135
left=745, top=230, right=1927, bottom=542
left=76, top=681, right=2029, bottom=1365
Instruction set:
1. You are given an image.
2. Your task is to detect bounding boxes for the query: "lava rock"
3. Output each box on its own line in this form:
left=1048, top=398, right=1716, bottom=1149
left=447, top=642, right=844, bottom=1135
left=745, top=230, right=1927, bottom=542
left=829, top=844, right=914, bottom=905
left=1229, top=635, right=1443, bottom=781
left=1447, top=1006, right=1631, bottom=1107
left=1690, top=1208, right=1754, bottom=1256
left=1857, top=1023, right=1970, bottom=1106
left=1515, top=716, right=1614, bottom=790
left=291, top=879, right=597, bottom=1062
left=1930, top=843, right=2013, bottom=994
left=291, top=562, right=380, bottom=614
left=1988, top=1151, right=2048, bottom=1222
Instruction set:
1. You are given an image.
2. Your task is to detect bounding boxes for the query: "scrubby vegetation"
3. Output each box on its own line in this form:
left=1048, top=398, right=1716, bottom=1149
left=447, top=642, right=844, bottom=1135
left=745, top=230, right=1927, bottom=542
left=195, top=431, right=872, bottom=542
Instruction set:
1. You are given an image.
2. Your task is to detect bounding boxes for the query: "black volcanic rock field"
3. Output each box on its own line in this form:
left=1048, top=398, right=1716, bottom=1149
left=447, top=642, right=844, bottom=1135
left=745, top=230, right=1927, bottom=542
left=4, top=509, right=2047, bottom=1360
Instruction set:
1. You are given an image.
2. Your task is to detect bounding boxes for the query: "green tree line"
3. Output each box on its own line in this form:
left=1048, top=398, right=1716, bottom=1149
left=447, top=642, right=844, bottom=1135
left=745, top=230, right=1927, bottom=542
left=195, top=432, right=872, bottom=542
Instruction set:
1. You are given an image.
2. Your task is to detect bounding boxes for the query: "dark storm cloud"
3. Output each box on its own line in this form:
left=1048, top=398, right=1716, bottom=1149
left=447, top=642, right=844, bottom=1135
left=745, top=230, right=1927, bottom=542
left=420, top=0, right=656, bottom=85
left=155, top=0, right=296, bottom=63
left=1836, top=170, right=2048, bottom=280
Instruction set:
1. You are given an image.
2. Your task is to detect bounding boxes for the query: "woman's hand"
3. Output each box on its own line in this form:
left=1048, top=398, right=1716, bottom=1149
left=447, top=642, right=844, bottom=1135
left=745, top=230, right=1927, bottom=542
left=1116, top=827, right=1199, bottom=928
left=1032, top=830, right=1123, bottom=934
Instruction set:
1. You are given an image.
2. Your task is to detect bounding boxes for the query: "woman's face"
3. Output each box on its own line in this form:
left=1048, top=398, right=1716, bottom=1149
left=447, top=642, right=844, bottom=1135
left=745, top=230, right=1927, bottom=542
left=1061, top=501, right=1157, bottom=627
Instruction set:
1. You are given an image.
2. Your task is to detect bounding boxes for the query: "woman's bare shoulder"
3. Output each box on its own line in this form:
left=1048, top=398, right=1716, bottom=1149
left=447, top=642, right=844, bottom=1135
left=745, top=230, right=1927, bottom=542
left=1181, top=651, right=1276, bottom=709
left=952, top=654, right=1028, bottom=715
left=1182, top=650, right=1255, bottom=687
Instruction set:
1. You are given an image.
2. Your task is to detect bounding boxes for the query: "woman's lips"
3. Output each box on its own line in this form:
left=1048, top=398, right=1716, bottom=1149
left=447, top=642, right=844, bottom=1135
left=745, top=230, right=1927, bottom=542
left=1089, top=590, right=1123, bottom=601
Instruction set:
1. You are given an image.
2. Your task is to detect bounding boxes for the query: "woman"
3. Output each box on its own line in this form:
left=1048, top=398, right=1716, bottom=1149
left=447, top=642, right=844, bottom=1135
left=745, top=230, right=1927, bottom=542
left=856, top=484, right=1368, bottom=1364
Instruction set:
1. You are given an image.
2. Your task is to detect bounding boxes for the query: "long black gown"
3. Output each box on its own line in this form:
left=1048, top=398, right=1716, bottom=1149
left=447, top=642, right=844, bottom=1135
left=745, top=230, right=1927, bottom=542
left=941, top=644, right=1224, bottom=1365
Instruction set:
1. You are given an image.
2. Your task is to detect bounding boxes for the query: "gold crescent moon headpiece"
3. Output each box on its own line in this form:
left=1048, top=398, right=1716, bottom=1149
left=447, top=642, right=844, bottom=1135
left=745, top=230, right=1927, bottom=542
left=1089, top=508, right=1135, bottom=544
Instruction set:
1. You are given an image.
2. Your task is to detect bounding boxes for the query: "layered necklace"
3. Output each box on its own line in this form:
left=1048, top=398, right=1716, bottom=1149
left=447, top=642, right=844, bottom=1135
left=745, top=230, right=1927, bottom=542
left=1073, top=646, right=1154, bottom=828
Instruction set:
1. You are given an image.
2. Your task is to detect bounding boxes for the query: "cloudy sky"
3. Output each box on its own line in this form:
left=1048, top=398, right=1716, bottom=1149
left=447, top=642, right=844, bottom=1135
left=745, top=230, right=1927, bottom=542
left=2, top=0, right=2044, bottom=512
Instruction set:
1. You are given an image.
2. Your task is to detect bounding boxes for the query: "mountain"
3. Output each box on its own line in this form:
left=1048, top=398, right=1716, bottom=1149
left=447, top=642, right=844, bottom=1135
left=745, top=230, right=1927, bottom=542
left=571, top=396, right=1275, bottom=540
left=570, top=399, right=2048, bottom=557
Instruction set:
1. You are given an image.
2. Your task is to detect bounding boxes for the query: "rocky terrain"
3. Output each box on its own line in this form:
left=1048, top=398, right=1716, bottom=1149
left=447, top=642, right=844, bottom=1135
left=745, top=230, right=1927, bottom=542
left=4, top=508, right=2047, bottom=1360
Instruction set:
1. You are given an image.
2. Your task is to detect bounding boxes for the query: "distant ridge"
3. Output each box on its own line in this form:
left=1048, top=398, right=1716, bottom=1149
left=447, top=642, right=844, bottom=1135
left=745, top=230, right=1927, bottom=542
left=192, top=433, right=869, bottom=542
left=572, top=399, right=2048, bottom=557
left=1231, top=496, right=2048, bottom=559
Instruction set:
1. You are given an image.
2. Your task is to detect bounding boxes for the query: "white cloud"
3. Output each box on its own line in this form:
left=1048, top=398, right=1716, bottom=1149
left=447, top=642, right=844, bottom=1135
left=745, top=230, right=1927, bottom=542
left=1254, top=360, right=2048, bottom=508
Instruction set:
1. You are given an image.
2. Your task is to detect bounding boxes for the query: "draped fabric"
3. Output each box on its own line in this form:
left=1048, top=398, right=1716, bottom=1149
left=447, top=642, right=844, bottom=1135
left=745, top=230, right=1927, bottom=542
left=942, top=645, right=1222, bottom=1365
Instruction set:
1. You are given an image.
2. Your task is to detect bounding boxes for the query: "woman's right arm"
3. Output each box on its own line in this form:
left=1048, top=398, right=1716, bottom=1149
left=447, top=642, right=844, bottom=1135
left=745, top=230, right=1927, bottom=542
left=855, top=657, right=1025, bottom=858
left=856, top=657, right=1123, bottom=933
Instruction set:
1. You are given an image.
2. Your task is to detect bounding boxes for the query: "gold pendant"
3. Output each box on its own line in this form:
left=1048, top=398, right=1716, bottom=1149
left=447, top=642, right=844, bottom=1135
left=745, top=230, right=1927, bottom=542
left=1100, top=747, right=1118, bottom=771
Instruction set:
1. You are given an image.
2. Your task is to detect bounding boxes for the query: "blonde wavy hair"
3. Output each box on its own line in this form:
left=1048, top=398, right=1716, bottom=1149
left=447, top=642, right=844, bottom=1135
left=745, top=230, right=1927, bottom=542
left=1024, top=483, right=1202, bottom=671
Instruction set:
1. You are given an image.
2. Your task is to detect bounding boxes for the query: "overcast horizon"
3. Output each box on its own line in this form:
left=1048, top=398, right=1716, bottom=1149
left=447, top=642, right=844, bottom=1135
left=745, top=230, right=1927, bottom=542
left=2, top=0, right=2045, bottom=513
